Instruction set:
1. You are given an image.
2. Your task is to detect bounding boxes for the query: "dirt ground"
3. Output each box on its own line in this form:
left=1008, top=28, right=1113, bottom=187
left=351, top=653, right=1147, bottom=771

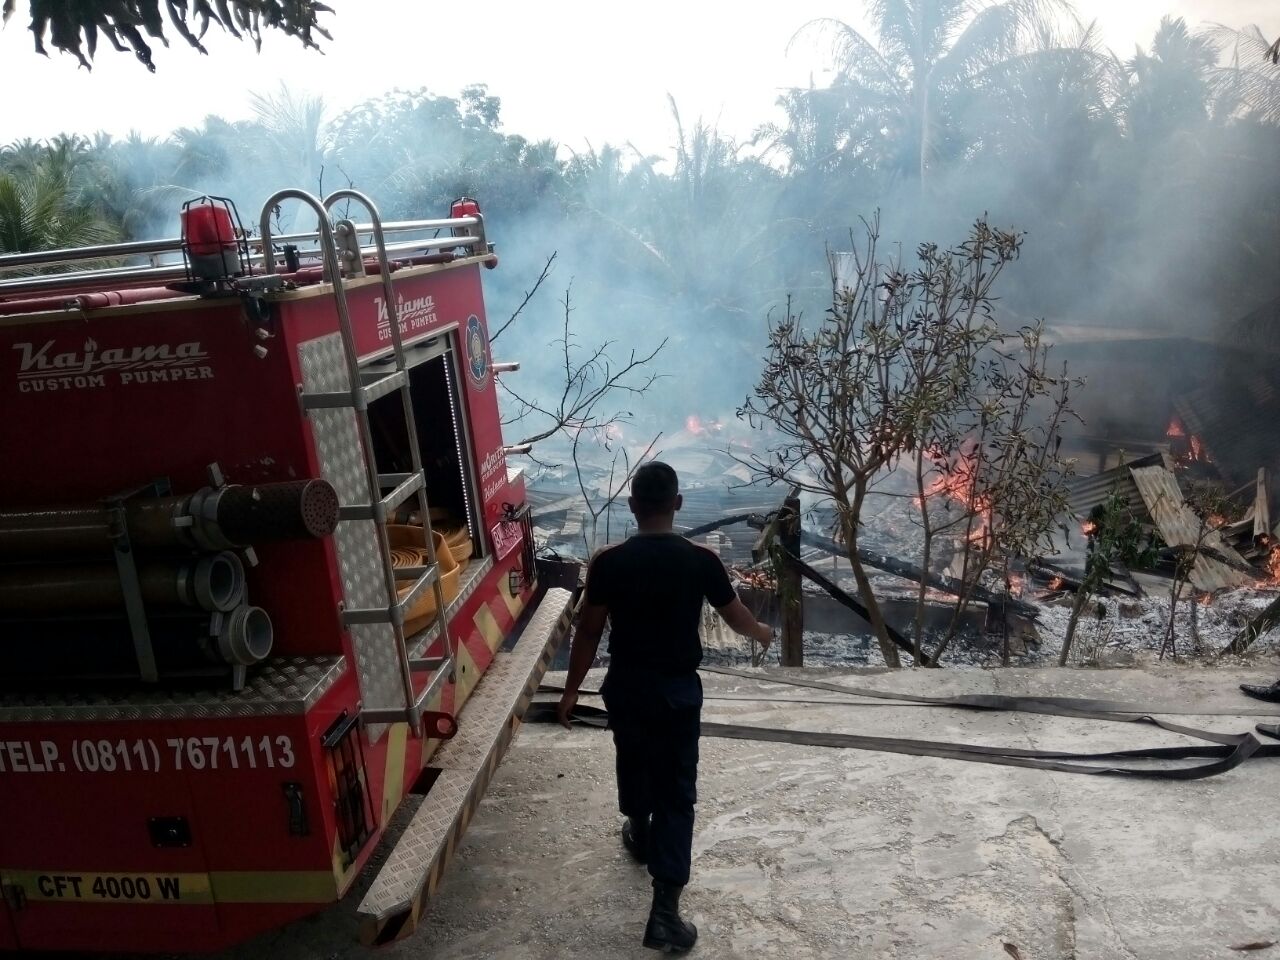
left=198, top=662, right=1280, bottom=960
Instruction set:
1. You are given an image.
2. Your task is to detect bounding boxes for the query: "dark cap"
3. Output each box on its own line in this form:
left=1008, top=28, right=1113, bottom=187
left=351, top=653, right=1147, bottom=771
left=631, top=461, right=679, bottom=507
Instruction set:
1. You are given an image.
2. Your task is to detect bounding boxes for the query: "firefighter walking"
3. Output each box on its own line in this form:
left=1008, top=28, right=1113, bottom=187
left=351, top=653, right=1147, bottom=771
left=557, top=462, right=773, bottom=953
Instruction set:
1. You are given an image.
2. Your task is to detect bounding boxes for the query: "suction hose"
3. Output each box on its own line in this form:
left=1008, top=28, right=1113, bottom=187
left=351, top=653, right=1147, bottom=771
left=0, top=552, right=246, bottom=614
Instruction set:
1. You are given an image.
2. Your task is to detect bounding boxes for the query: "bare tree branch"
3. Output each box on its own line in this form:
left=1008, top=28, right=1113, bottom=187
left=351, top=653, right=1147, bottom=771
left=490, top=251, right=556, bottom=344
left=502, top=283, right=667, bottom=448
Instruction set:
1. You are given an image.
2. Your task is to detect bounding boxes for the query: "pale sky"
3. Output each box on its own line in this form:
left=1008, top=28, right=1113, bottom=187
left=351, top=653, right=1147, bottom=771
left=0, top=1, right=1275, bottom=157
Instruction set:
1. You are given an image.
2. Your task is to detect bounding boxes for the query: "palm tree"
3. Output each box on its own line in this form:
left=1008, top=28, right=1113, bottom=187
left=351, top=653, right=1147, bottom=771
left=1123, top=17, right=1221, bottom=141
left=794, top=0, right=1082, bottom=182
left=1209, top=23, right=1280, bottom=125
left=757, top=82, right=863, bottom=178
left=248, top=84, right=332, bottom=191
left=0, top=165, right=116, bottom=256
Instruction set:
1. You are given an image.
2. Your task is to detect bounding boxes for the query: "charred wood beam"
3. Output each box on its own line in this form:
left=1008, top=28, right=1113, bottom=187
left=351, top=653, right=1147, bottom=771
left=1027, top=559, right=1141, bottom=598
left=794, top=530, right=1039, bottom=620
left=778, top=547, right=919, bottom=663
left=1157, top=545, right=1266, bottom=581
left=679, top=513, right=762, bottom=540
left=750, top=486, right=799, bottom=564
left=1222, top=593, right=1280, bottom=657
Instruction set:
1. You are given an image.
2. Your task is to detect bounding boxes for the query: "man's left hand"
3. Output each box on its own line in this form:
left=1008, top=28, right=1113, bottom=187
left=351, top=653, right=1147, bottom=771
left=556, top=690, right=578, bottom=729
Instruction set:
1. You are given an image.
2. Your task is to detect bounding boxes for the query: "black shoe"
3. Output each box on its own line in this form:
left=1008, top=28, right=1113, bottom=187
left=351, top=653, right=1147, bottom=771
left=643, top=881, right=697, bottom=953
left=1240, top=681, right=1280, bottom=703
left=622, top=817, right=650, bottom=863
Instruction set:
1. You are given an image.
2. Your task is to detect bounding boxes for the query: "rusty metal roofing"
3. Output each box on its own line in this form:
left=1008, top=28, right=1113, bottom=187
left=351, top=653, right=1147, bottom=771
left=1129, top=465, right=1252, bottom=593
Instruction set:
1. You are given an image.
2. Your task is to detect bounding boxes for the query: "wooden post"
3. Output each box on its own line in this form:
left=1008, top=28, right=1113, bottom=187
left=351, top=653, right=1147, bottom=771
left=780, top=495, right=804, bottom=667
left=1254, top=468, right=1270, bottom=540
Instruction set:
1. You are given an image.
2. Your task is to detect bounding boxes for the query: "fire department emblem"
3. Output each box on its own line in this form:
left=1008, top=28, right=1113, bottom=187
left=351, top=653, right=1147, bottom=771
left=465, top=314, right=488, bottom=388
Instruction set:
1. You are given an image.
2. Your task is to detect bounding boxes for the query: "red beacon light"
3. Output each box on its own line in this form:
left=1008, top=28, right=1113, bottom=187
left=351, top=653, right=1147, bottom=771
left=181, top=196, right=250, bottom=282
left=449, top=197, right=496, bottom=268
left=449, top=197, right=481, bottom=222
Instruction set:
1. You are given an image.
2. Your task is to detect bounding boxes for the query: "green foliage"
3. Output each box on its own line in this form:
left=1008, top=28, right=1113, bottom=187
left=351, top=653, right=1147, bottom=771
left=0, top=163, right=116, bottom=256
left=1084, top=492, right=1157, bottom=586
left=3, top=0, right=332, bottom=71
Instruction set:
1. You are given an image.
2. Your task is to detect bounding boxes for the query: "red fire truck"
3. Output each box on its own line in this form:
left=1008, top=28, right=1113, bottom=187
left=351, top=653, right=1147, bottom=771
left=0, top=189, right=572, bottom=952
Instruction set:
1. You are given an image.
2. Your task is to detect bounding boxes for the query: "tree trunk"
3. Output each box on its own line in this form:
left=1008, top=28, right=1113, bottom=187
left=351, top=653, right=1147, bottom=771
left=913, top=450, right=930, bottom=665
left=847, top=547, right=900, bottom=667
left=1059, top=586, right=1089, bottom=666
left=1000, top=561, right=1011, bottom=668
left=846, top=482, right=900, bottom=667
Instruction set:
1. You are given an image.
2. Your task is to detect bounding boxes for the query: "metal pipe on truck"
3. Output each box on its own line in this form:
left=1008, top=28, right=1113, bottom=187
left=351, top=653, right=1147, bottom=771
left=1, top=603, right=274, bottom=673
left=0, top=551, right=245, bottom=614
left=0, top=478, right=339, bottom=559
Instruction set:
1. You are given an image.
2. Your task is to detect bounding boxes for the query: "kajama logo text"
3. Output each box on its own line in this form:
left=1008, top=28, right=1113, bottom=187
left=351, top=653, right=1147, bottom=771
left=11, top=338, right=214, bottom=393
left=375, top=292, right=437, bottom=341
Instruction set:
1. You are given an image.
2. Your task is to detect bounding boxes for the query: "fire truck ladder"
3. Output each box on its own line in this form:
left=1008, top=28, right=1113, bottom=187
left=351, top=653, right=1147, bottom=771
left=260, top=189, right=461, bottom=735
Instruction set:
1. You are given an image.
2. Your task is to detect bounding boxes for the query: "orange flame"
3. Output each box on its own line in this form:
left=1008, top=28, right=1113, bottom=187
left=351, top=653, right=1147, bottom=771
left=1189, top=435, right=1212, bottom=464
left=1169, top=415, right=1212, bottom=468
left=685, top=415, right=705, bottom=436
left=1261, top=536, right=1280, bottom=584
left=1082, top=519, right=1097, bottom=537
left=917, top=442, right=993, bottom=545
left=1048, top=575, right=1065, bottom=591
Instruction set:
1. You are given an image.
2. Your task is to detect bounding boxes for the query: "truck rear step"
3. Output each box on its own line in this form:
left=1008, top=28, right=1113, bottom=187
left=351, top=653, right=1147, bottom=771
left=357, top=587, right=574, bottom=944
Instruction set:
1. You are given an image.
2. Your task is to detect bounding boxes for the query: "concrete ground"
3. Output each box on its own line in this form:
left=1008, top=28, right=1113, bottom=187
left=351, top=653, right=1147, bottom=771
left=214, top=663, right=1280, bottom=960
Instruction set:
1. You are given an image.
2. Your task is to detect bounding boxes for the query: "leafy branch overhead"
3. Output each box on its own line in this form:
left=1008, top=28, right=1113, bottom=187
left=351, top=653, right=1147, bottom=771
left=3, top=0, right=333, bottom=72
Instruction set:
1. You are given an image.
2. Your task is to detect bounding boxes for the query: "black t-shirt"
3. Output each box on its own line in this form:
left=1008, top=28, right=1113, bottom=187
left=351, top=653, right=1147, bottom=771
left=586, top=533, right=737, bottom=675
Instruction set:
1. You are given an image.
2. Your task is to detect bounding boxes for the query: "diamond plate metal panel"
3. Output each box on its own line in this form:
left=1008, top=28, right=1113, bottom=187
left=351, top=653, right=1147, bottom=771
left=358, top=587, right=573, bottom=933
left=300, top=334, right=404, bottom=731
left=0, top=657, right=345, bottom=722
left=409, top=557, right=495, bottom=660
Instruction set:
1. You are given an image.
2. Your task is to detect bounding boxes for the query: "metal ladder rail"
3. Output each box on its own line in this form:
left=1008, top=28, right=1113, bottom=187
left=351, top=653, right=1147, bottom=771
left=259, top=189, right=433, bottom=735
left=324, top=187, right=458, bottom=710
left=0, top=220, right=487, bottom=299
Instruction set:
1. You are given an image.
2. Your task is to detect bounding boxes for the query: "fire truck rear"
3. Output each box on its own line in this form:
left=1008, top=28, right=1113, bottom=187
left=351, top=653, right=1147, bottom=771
left=0, top=189, right=571, bottom=952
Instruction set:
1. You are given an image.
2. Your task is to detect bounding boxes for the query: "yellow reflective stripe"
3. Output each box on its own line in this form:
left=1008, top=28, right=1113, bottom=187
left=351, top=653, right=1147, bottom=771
left=474, top=603, right=503, bottom=655
left=500, top=576, right=524, bottom=620
left=209, top=870, right=336, bottom=903
left=381, top=721, right=409, bottom=823
left=0, top=869, right=337, bottom=905
left=453, top=639, right=481, bottom=706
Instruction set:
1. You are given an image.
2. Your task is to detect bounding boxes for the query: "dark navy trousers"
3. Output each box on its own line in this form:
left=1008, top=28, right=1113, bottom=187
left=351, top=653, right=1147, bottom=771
left=601, top=669, right=702, bottom=887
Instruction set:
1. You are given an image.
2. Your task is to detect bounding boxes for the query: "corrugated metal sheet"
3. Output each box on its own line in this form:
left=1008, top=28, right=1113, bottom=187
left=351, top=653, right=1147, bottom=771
left=1174, top=383, right=1280, bottom=491
left=1129, top=465, right=1251, bottom=592
left=1066, top=452, right=1168, bottom=518
left=1232, top=295, right=1280, bottom=359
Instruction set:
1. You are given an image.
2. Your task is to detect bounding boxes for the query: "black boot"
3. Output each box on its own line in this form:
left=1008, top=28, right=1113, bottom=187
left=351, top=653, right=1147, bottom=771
left=622, top=817, right=650, bottom=863
left=1241, top=680, right=1280, bottom=703
left=643, top=881, right=697, bottom=953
